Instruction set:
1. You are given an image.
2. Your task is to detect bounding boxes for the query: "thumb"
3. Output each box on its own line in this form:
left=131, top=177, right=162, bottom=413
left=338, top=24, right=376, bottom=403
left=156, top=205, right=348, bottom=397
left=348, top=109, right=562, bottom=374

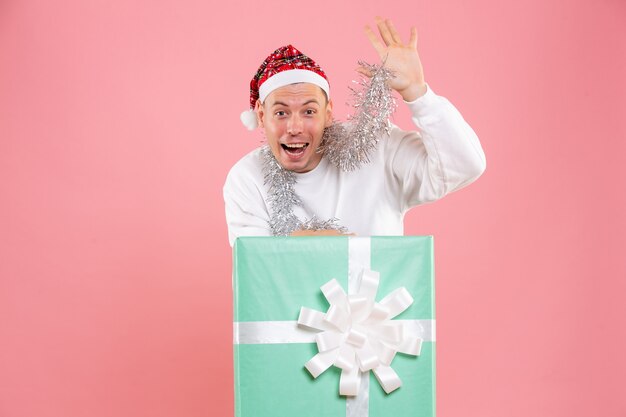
left=356, top=66, right=373, bottom=78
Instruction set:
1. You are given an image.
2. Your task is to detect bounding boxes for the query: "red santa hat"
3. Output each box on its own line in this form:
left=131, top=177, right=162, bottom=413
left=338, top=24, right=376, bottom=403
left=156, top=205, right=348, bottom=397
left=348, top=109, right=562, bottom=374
left=240, top=45, right=330, bottom=130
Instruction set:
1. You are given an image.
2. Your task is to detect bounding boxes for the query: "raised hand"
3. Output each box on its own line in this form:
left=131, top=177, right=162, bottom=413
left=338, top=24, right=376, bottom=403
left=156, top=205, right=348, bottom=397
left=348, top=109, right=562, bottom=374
left=362, top=17, right=427, bottom=101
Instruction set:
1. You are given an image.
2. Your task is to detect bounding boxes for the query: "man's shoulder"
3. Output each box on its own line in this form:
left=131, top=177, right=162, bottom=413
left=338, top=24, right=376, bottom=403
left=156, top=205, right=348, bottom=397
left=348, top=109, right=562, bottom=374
left=226, top=147, right=264, bottom=179
left=224, top=146, right=266, bottom=195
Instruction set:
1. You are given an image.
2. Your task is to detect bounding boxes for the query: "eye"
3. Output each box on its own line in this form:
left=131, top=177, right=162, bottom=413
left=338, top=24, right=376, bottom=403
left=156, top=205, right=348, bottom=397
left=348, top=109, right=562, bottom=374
left=305, top=109, right=316, bottom=115
left=275, top=110, right=286, bottom=117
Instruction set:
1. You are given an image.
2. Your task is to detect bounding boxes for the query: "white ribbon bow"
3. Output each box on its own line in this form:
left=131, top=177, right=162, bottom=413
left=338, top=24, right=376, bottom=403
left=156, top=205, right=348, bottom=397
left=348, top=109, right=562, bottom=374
left=297, top=269, right=423, bottom=396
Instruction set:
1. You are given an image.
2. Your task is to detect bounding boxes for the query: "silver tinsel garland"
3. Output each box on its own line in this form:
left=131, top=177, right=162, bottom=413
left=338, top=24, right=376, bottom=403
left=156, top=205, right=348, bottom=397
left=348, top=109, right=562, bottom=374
left=319, top=62, right=397, bottom=171
left=261, top=146, right=347, bottom=236
left=261, top=63, right=396, bottom=236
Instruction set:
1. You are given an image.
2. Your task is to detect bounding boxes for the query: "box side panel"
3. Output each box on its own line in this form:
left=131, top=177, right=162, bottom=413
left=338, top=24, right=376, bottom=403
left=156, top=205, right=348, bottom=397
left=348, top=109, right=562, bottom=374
left=233, top=237, right=350, bottom=416
left=370, top=236, right=436, bottom=416
left=234, top=237, right=349, bottom=322
left=371, top=236, right=434, bottom=320
left=236, top=344, right=346, bottom=417
left=369, top=343, right=435, bottom=417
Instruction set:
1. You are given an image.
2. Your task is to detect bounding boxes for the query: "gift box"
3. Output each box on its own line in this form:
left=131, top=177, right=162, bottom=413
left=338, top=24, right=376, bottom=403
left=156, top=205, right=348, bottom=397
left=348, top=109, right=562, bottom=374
left=233, top=236, right=436, bottom=417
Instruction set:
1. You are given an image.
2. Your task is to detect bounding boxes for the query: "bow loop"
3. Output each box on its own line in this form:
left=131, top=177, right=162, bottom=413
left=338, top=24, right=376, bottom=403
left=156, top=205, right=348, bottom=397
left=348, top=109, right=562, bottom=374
left=379, top=287, right=414, bottom=319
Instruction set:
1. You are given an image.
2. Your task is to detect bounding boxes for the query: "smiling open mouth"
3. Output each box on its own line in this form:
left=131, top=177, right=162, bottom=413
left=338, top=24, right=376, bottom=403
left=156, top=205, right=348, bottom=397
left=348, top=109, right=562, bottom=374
left=281, top=143, right=309, bottom=156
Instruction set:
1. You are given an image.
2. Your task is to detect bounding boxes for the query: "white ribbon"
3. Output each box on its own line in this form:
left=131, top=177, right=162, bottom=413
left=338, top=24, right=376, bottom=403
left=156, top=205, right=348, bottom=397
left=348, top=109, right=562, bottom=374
left=234, top=319, right=435, bottom=345
left=298, top=270, right=423, bottom=396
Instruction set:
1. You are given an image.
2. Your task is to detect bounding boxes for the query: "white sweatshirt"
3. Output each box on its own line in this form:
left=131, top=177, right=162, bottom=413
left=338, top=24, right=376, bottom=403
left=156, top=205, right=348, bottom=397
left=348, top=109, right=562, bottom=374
left=223, top=84, right=486, bottom=246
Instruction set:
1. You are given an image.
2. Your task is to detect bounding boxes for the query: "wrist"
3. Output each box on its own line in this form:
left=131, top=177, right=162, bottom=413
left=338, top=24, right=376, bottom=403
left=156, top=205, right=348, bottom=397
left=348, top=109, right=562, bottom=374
left=399, top=82, right=427, bottom=102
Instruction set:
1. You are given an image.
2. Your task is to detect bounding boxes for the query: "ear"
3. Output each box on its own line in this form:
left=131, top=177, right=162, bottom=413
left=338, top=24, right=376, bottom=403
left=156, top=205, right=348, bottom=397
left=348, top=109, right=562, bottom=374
left=254, top=99, right=265, bottom=128
left=324, top=99, right=334, bottom=128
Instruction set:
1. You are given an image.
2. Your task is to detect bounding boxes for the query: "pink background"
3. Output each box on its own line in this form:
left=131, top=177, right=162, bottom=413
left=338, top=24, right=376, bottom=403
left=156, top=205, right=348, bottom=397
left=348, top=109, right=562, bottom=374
left=1, top=0, right=625, bottom=416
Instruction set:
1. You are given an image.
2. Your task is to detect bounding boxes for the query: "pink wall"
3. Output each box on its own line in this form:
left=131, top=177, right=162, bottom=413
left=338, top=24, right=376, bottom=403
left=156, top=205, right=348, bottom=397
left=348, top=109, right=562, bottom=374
left=1, top=0, right=624, bottom=416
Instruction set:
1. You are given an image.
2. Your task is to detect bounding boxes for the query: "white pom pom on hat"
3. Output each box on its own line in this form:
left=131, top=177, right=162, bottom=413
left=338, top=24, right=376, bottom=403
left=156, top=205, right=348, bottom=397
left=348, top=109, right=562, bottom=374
left=240, top=109, right=258, bottom=131
left=241, top=44, right=330, bottom=130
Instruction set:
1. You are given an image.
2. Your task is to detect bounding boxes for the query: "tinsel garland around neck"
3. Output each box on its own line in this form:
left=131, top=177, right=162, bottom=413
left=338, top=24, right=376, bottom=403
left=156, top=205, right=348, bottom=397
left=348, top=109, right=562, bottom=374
left=262, top=62, right=397, bottom=236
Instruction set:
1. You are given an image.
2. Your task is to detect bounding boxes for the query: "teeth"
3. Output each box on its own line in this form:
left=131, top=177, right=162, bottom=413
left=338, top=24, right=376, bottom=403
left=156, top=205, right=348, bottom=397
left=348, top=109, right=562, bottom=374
left=284, top=143, right=307, bottom=148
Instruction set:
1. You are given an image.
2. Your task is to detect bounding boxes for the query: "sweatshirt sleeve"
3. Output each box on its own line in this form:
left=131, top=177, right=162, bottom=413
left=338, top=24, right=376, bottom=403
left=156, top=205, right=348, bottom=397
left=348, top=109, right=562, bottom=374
left=384, top=84, right=487, bottom=212
left=223, top=161, right=272, bottom=247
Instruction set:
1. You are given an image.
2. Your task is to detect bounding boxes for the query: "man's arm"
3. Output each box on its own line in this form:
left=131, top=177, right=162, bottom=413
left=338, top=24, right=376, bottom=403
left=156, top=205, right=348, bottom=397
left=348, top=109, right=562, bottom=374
left=223, top=163, right=272, bottom=246
left=290, top=229, right=350, bottom=237
left=364, top=17, right=486, bottom=210
left=385, top=85, right=486, bottom=211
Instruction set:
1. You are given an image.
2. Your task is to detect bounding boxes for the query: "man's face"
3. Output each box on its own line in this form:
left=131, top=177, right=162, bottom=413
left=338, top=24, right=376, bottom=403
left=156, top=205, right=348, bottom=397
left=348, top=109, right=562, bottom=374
left=256, top=83, right=333, bottom=173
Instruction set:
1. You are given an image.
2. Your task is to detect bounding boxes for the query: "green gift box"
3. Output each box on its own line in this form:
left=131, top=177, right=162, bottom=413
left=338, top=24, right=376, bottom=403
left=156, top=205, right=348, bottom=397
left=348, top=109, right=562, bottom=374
left=233, top=236, right=436, bottom=417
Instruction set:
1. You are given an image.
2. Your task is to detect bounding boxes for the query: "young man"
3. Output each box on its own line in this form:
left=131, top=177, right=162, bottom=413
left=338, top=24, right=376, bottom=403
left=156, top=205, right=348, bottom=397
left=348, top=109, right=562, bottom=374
left=224, top=17, right=486, bottom=246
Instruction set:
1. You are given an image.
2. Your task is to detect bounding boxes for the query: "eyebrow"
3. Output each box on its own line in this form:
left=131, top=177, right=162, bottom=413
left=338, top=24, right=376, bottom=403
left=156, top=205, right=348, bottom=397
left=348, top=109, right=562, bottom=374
left=271, top=99, right=320, bottom=107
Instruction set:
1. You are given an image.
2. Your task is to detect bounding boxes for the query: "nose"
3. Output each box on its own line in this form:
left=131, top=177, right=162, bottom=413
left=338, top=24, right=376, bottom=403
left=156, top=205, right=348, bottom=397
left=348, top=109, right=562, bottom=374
left=286, top=113, right=304, bottom=135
